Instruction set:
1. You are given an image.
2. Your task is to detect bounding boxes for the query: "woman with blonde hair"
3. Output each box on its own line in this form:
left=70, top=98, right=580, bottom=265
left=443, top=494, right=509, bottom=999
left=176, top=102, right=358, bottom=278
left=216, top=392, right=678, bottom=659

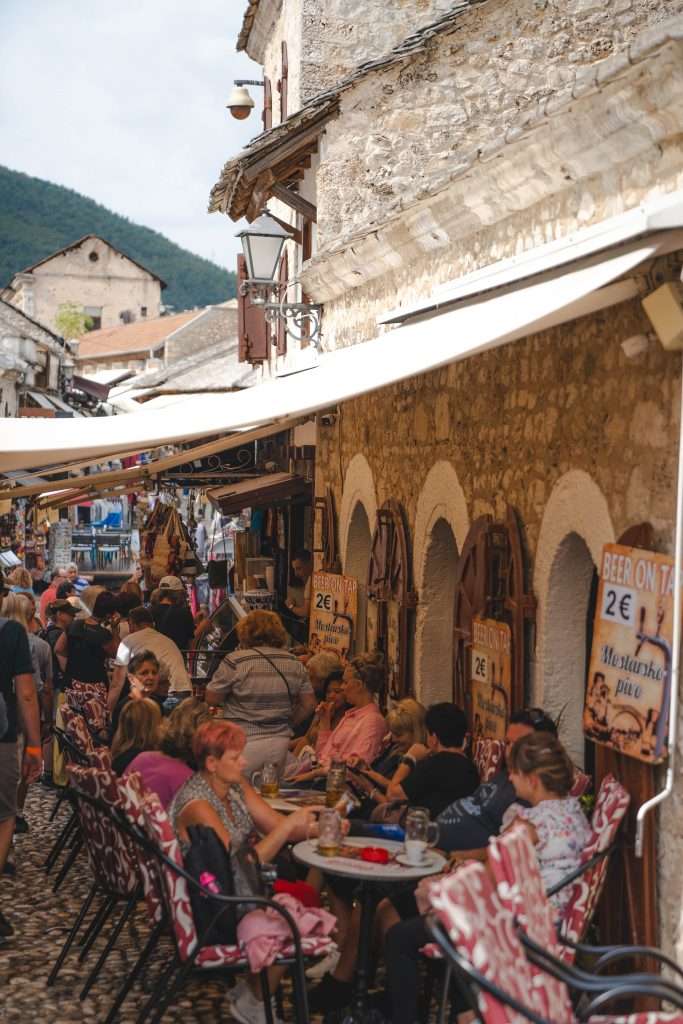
left=111, top=698, right=161, bottom=775
left=205, top=610, right=317, bottom=777
left=125, top=697, right=210, bottom=806
left=345, top=697, right=427, bottom=801
left=7, top=567, right=34, bottom=596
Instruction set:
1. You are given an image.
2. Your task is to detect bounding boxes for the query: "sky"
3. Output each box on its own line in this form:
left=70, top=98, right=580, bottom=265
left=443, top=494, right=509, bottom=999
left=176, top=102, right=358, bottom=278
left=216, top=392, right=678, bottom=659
left=1, top=1, right=261, bottom=267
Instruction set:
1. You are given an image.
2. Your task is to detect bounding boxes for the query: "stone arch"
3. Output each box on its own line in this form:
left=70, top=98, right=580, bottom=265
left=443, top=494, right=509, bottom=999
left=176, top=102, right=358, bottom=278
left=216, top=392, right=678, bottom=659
left=413, top=460, right=470, bottom=704
left=340, top=453, right=378, bottom=570
left=340, top=454, right=378, bottom=653
left=533, top=470, right=615, bottom=764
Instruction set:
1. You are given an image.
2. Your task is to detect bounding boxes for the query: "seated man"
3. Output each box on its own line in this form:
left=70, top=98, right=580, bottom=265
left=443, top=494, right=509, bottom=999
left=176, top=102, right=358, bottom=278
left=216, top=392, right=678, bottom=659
left=379, top=708, right=559, bottom=1024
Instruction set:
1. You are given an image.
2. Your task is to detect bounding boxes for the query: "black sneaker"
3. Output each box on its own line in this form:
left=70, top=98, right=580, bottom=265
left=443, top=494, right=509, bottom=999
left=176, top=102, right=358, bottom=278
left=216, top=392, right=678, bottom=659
left=307, top=974, right=353, bottom=1014
left=0, top=909, right=14, bottom=937
left=14, top=817, right=29, bottom=835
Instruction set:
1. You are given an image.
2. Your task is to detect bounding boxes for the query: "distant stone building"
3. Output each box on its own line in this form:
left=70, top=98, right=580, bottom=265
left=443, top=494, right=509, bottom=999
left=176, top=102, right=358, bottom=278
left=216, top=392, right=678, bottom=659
left=74, top=303, right=238, bottom=376
left=1, top=235, right=164, bottom=333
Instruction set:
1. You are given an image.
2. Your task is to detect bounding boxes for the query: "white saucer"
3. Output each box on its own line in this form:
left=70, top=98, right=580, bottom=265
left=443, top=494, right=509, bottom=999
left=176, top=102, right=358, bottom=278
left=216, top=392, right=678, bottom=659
left=396, top=851, right=432, bottom=868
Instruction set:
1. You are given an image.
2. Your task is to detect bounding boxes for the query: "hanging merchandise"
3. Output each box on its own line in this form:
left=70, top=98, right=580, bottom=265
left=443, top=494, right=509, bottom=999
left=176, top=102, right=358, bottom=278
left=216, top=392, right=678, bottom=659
left=140, top=500, right=201, bottom=587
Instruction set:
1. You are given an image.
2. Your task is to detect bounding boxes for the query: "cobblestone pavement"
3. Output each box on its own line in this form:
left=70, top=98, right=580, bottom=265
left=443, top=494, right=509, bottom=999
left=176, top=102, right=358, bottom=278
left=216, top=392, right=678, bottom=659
left=0, top=785, right=316, bottom=1022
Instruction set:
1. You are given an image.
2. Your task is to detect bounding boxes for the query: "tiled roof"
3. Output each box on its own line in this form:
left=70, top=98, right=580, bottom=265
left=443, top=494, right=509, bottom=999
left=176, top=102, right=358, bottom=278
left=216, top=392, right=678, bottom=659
left=211, top=0, right=485, bottom=215
left=75, top=309, right=202, bottom=359
left=9, top=235, right=166, bottom=288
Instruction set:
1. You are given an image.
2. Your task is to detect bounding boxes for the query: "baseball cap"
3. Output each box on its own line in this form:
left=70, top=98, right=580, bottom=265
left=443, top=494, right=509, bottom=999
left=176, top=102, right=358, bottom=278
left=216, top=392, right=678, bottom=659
left=159, top=575, right=184, bottom=591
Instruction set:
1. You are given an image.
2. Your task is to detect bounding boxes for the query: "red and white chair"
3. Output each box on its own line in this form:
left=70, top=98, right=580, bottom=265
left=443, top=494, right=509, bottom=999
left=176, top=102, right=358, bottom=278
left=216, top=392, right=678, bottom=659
left=427, top=860, right=683, bottom=1024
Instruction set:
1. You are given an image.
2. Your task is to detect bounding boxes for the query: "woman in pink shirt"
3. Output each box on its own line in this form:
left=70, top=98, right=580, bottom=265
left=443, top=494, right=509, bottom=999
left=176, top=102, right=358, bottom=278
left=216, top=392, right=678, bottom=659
left=294, top=654, right=386, bottom=782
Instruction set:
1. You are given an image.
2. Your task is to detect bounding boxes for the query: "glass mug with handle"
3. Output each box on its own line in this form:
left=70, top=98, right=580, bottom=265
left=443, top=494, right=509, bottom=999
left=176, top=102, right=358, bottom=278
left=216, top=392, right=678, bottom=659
left=326, top=762, right=347, bottom=808
left=309, top=807, right=343, bottom=857
left=252, top=761, right=280, bottom=798
left=403, top=807, right=439, bottom=865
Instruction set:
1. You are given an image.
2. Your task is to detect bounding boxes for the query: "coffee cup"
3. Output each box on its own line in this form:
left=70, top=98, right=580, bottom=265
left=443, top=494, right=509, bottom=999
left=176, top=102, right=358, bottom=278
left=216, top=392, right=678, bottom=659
left=403, top=807, right=438, bottom=864
left=404, top=838, right=429, bottom=865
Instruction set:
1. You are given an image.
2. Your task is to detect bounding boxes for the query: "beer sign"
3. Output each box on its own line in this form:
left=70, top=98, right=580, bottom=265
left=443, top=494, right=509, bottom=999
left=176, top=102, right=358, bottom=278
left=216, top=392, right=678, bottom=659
left=309, top=572, right=357, bottom=661
left=584, top=544, right=674, bottom=763
left=471, top=617, right=512, bottom=741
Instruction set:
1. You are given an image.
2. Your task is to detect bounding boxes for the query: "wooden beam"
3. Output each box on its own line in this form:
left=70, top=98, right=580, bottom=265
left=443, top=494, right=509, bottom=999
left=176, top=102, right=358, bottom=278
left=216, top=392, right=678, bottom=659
left=243, top=110, right=336, bottom=182
left=1, top=416, right=307, bottom=500
left=271, top=184, right=317, bottom=223
left=246, top=170, right=276, bottom=222
left=268, top=211, right=302, bottom=245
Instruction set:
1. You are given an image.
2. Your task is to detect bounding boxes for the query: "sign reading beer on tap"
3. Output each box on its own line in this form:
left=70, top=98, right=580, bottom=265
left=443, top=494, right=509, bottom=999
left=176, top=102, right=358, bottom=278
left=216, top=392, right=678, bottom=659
left=308, top=572, right=357, bottom=662
left=470, top=617, right=512, bottom=741
left=584, top=544, right=675, bottom=764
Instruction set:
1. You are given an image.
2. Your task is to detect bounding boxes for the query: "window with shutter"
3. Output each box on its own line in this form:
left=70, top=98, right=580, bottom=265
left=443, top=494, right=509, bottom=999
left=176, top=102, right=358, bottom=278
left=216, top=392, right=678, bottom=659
left=237, top=254, right=269, bottom=364
left=263, top=76, right=272, bottom=130
left=279, top=42, right=288, bottom=121
left=276, top=250, right=288, bottom=356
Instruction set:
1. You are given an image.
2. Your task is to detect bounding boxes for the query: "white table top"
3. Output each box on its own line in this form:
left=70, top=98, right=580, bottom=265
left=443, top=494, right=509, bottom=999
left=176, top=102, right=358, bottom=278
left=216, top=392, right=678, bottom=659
left=292, top=837, right=446, bottom=881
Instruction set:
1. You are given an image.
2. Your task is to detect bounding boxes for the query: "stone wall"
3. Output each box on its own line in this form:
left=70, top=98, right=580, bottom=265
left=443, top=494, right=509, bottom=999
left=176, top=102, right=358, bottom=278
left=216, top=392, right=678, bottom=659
left=26, top=237, right=161, bottom=332
left=164, top=306, right=238, bottom=362
left=314, top=0, right=683, bottom=255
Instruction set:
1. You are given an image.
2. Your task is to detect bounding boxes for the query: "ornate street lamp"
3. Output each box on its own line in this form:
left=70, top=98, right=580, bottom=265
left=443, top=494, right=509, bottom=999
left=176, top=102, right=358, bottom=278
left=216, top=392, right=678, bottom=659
left=236, top=210, right=322, bottom=344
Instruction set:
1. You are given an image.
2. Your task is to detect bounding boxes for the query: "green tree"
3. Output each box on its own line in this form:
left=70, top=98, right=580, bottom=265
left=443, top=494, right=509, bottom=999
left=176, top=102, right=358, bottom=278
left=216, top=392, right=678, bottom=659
left=55, top=302, right=92, bottom=339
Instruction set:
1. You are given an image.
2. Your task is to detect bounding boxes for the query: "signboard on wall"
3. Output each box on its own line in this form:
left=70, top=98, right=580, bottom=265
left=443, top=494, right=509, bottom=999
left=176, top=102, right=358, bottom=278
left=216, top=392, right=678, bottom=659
left=309, top=571, right=357, bottom=661
left=584, top=543, right=674, bottom=764
left=471, top=617, right=512, bottom=741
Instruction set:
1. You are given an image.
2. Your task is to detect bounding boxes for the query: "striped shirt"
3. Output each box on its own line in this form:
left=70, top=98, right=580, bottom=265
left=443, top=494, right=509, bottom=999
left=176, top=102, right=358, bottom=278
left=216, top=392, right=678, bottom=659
left=207, top=646, right=313, bottom=740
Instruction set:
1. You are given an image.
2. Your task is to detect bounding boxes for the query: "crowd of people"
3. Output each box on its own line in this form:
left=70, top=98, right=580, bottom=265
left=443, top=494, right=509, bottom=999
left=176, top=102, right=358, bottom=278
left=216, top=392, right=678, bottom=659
left=0, top=555, right=596, bottom=1024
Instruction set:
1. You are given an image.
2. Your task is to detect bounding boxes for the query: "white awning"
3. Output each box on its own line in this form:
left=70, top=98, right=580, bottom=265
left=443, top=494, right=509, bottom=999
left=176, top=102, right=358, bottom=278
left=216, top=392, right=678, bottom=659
left=0, top=237, right=671, bottom=473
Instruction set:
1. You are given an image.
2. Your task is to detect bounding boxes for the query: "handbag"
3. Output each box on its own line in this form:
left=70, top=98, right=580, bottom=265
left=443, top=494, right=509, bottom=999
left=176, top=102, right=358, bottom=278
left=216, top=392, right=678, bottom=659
left=184, top=824, right=238, bottom=945
left=207, top=520, right=228, bottom=589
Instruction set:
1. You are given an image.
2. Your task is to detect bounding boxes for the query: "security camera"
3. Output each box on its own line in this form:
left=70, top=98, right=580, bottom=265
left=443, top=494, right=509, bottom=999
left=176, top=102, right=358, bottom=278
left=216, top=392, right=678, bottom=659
left=226, top=80, right=263, bottom=120
left=319, top=413, right=337, bottom=428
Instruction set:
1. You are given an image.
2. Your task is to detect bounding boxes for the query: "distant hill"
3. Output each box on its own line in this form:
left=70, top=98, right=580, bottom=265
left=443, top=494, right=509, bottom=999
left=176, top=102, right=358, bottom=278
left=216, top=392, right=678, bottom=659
left=0, top=165, right=235, bottom=311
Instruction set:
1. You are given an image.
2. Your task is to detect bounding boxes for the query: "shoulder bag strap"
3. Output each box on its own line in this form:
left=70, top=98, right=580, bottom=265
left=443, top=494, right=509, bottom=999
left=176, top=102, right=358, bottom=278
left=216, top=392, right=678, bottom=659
left=253, top=647, right=293, bottom=705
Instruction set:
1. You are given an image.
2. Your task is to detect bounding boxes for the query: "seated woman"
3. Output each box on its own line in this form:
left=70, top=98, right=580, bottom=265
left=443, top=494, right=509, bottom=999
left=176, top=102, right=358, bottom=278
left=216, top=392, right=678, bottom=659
left=382, top=731, right=591, bottom=1024
left=110, top=650, right=168, bottom=737
left=289, top=667, right=346, bottom=760
left=170, top=719, right=332, bottom=1024
left=111, top=698, right=162, bottom=775
left=125, top=697, right=210, bottom=807
left=292, top=654, right=386, bottom=783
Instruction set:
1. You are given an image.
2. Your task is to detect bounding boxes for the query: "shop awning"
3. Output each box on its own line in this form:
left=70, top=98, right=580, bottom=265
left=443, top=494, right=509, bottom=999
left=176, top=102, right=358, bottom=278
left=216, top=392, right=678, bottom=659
left=207, top=472, right=311, bottom=513
left=1, top=208, right=681, bottom=475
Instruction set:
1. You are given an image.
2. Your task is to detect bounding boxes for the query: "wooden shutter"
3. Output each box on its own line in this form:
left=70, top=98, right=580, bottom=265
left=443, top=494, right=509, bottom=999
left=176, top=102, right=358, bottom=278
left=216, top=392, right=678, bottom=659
left=263, top=76, right=272, bottom=130
left=279, top=42, right=288, bottom=121
left=237, top=254, right=269, bottom=364
left=276, top=250, right=288, bottom=356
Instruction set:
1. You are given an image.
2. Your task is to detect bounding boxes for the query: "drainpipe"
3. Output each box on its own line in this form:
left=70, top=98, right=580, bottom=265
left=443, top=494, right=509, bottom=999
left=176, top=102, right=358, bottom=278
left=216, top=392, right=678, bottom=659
left=635, top=355, right=683, bottom=857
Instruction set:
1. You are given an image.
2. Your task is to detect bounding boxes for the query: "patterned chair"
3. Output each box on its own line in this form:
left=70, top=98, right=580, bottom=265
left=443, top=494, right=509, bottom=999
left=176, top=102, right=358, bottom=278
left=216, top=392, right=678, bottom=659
left=119, top=776, right=335, bottom=1024
left=47, top=765, right=141, bottom=1001
left=489, top=822, right=683, bottom=1006
left=427, top=860, right=683, bottom=1024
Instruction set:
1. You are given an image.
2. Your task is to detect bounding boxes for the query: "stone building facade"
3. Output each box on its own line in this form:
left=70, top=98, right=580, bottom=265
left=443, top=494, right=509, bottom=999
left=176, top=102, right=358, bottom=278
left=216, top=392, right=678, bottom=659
left=221, top=0, right=683, bottom=959
left=2, top=235, right=163, bottom=334
left=0, top=298, right=71, bottom=417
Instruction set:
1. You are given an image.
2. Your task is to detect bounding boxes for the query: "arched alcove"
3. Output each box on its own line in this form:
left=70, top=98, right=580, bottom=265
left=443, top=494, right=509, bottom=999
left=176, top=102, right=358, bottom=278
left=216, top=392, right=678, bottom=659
left=417, top=517, right=459, bottom=704
left=533, top=469, right=615, bottom=764
left=344, top=500, right=372, bottom=653
left=542, top=532, right=596, bottom=763
left=412, top=460, right=469, bottom=702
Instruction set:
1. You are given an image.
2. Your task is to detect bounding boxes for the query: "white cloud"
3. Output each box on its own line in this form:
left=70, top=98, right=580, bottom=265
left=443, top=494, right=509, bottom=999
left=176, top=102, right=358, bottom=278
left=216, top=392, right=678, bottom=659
left=0, top=0, right=263, bottom=267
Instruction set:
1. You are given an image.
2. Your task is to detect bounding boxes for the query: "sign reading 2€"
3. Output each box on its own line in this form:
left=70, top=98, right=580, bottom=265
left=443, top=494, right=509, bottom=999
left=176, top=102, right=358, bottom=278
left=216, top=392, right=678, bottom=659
left=309, top=572, right=358, bottom=662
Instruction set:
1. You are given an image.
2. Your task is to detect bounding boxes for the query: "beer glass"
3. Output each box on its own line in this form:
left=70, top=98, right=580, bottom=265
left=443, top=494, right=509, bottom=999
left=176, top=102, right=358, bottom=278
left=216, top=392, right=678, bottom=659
left=252, top=762, right=279, bottom=798
left=403, top=807, right=439, bottom=864
left=326, top=763, right=346, bottom=808
left=311, top=808, right=343, bottom=857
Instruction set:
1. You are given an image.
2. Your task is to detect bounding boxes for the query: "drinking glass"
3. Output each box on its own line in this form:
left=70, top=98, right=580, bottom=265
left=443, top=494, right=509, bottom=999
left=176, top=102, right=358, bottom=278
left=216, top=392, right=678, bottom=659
left=310, top=808, right=343, bottom=857
left=403, top=806, right=439, bottom=864
left=252, top=762, right=279, bottom=798
left=326, top=763, right=347, bottom=808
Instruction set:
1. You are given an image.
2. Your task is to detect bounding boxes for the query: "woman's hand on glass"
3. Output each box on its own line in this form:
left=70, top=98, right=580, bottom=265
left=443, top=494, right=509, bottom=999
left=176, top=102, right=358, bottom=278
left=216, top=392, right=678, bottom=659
left=287, top=805, right=325, bottom=841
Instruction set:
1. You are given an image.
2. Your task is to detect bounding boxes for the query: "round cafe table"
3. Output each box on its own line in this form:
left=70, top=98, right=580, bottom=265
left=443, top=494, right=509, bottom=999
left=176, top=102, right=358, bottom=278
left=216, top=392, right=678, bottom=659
left=292, top=836, right=446, bottom=1024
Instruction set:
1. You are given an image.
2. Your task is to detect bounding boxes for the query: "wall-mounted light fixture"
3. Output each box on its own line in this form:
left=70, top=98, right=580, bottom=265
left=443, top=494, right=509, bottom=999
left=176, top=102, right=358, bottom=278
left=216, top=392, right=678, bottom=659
left=236, top=211, right=322, bottom=344
left=226, top=79, right=263, bottom=120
